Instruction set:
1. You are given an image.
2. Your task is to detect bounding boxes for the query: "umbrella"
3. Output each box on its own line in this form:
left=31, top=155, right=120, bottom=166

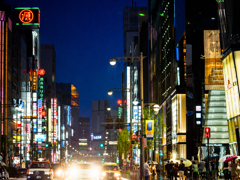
left=203, top=153, right=219, bottom=161
left=219, top=155, right=234, bottom=162
left=170, top=158, right=192, bottom=167
left=225, top=156, right=237, bottom=163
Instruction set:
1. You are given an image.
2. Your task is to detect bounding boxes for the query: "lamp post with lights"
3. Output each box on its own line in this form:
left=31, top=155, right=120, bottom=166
left=109, top=53, right=145, bottom=179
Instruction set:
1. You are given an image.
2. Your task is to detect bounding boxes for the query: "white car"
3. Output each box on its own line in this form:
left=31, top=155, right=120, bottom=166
left=67, top=163, right=100, bottom=179
left=27, top=160, right=53, bottom=180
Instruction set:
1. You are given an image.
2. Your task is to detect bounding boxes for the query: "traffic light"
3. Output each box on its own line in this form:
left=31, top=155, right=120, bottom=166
left=98, top=153, right=101, bottom=156
left=102, top=158, right=105, bottom=163
left=45, top=144, right=49, bottom=148
left=70, top=154, right=73, bottom=158
left=205, top=127, right=210, bottom=138
left=100, top=143, right=104, bottom=148
left=115, top=118, right=123, bottom=130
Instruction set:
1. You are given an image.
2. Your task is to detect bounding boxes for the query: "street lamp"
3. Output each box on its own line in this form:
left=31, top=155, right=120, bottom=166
left=110, top=53, right=146, bottom=178
left=107, top=106, right=111, bottom=111
left=153, top=104, right=160, bottom=114
left=109, top=58, right=117, bottom=65
left=108, top=90, right=113, bottom=96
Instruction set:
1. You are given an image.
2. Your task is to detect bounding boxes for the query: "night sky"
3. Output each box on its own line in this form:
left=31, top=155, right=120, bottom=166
left=8, top=0, right=148, bottom=118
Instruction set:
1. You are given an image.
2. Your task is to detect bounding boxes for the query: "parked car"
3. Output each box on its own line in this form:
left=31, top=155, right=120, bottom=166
left=17, top=168, right=27, bottom=178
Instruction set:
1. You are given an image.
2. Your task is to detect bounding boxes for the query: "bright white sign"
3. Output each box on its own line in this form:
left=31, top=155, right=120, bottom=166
left=127, top=66, right=130, bottom=123
left=93, top=135, right=102, bottom=140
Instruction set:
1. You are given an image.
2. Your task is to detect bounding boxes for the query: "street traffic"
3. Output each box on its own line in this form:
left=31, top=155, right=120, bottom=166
left=6, top=159, right=130, bottom=180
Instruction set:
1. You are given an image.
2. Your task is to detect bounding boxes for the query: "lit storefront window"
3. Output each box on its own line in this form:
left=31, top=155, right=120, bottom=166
left=222, top=52, right=240, bottom=119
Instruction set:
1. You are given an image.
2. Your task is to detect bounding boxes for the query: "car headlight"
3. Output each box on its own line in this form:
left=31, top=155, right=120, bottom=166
left=28, top=172, right=33, bottom=175
left=114, top=173, right=120, bottom=177
left=44, top=171, right=50, bottom=175
left=56, top=170, right=62, bottom=176
left=102, top=172, right=106, bottom=176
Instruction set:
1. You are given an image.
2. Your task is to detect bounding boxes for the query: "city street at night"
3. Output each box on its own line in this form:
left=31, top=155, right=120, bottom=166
left=1, top=0, right=240, bottom=179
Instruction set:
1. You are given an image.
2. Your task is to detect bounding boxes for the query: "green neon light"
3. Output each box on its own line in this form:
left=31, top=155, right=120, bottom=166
left=139, top=13, right=145, bottom=16
left=160, top=14, right=164, bottom=16
left=22, top=23, right=40, bottom=26
left=16, top=23, right=19, bottom=25
left=216, top=0, right=224, bottom=3
left=15, top=7, right=40, bottom=12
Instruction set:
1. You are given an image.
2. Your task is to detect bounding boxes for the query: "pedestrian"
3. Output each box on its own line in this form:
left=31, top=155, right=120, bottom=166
left=222, top=161, right=230, bottom=180
left=237, top=161, right=240, bottom=179
left=165, top=161, right=170, bottom=179
left=211, top=158, right=218, bottom=180
left=173, top=162, right=179, bottom=180
left=198, top=160, right=206, bottom=179
left=169, top=161, right=174, bottom=180
left=144, top=161, right=150, bottom=180
left=178, top=160, right=185, bottom=180
left=192, top=161, right=199, bottom=179
left=230, top=159, right=237, bottom=180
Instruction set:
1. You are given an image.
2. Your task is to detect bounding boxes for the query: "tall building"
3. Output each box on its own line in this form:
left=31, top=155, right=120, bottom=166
left=149, top=0, right=221, bottom=164
left=78, top=117, right=90, bottom=153
left=217, top=0, right=240, bottom=155
left=91, top=100, right=118, bottom=159
left=0, top=4, right=16, bottom=166
left=56, top=83, right=79, bottom=155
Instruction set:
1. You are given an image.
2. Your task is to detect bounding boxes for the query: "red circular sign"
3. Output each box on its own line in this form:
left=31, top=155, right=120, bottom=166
left=39, top=69, right=45, bottom=76
left=132, top=134, right=137, bottom=140
left=19, top=9, right=34, bottom=23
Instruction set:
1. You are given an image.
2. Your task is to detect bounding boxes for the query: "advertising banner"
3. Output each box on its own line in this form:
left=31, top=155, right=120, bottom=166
left=145, top=120, right=154, bottom=139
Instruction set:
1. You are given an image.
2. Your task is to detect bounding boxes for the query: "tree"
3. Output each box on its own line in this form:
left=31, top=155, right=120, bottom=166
left=143, top=106, right=167, bottom=161
left=117, top=129, right=130, bottom=160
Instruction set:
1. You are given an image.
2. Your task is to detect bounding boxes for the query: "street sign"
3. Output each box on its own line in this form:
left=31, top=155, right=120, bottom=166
left=132, top=134, right=137, bottom=140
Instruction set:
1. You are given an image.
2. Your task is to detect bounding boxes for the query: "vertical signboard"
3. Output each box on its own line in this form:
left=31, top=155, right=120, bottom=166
left=54, top=98, right=57, bottom=143
left=58, top=106, right=61, bottom=141
left=51, top=98, right=54, bottom=143
left=145, top=120, right=154, bottom=139
left=33, top=92, right=37, bottom=134
left=127, top=66, right=130, bottom=123
left=48, top=108, right=52, bottom=142
left=38, top=99, right=42, bottom=133
left=26, top=92, right=31, bottom=160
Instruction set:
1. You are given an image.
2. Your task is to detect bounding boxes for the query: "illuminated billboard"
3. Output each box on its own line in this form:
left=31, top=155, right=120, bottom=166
left=127, top=66, right=130, bottom=123
left=15, top=7, right=40, bottom=26
left=222, top=52, right=240, bottom=119
left=204, top=30, right=224, bottom=90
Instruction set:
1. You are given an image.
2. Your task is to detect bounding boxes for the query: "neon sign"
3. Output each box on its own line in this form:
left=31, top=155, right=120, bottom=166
left=19, top=9, right=34, bottom=23
left=15, top=7, right=41, bottom=26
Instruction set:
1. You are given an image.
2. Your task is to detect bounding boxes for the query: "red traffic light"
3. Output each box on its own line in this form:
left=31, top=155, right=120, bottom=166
left=204, top=127, right=210, bottom=138
left=117, top=100, right=122, bottom=105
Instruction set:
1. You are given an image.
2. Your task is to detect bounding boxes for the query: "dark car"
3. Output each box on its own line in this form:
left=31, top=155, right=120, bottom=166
left=17, top=168, right=27, bottom=178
